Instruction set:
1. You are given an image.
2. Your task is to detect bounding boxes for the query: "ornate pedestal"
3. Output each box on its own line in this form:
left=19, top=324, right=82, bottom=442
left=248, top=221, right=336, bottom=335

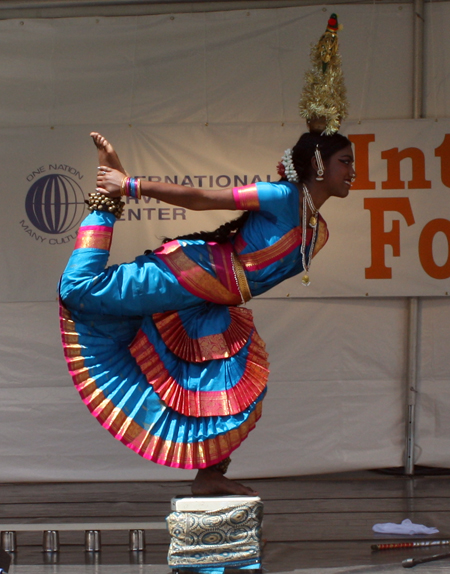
left=167, top=496, right=263, bottom=574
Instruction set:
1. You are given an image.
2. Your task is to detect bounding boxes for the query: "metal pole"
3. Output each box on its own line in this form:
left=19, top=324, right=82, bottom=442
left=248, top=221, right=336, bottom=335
left=405, top=0, right=424, bottom=476
left=405, top=297, right=420, bottom=475
left=413, top=0, right=425, bottom=120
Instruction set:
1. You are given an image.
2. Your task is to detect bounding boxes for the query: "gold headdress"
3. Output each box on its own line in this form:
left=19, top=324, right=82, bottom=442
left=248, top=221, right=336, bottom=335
left=299, top=14, right=348, bottom=135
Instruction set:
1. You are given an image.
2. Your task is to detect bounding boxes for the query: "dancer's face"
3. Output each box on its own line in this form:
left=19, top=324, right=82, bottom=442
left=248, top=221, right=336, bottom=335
left=323, top=145, right=355, bottom=198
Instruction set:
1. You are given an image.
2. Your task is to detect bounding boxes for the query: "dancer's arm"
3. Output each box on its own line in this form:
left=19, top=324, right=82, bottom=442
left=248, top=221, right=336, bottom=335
left=96, top=167, right=236, bottom=211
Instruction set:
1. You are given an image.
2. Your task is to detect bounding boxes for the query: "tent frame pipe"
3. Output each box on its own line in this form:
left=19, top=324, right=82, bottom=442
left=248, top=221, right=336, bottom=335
left=405, top=298, right=420, bottom=475
left=413, top=0, right=425, bottom=119
left=405, top=0, right=424, bottom=476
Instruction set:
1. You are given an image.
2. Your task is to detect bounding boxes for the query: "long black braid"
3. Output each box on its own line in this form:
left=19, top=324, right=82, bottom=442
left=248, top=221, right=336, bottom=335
left=159, top=211, right=250, bottom=246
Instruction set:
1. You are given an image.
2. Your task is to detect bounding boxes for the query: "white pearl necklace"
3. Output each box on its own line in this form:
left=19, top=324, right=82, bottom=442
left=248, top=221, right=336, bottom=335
left=301, top=184, right=319, bottom=287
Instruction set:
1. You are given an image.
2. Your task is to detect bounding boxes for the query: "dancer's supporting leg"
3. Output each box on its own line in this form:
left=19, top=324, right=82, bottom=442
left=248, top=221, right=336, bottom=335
left=192, top=462, right=258, bottom=496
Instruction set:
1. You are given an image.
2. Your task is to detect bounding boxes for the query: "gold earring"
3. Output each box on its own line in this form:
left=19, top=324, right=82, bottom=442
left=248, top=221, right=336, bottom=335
left=315, top=145, right=325, bottom=181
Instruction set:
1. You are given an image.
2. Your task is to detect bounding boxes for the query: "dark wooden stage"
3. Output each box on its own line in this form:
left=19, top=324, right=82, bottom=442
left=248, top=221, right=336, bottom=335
left=2, top=469, right=450, bottom=573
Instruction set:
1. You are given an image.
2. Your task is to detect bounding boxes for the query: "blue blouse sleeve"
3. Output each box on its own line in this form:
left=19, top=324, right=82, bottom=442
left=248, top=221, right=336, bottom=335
left=255, top=182, right=298, bottom=218
left=233, top=181, right=299, bottom=233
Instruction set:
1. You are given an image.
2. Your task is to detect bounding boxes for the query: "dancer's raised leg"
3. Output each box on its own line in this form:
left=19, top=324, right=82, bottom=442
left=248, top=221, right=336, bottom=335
left=192, top=467, right=257, bottom=496
left=90, top=132, right=127, bottom=174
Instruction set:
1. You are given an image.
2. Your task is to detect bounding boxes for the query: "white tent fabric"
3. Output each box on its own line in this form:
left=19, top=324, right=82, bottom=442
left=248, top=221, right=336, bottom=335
left=0, top=297, right=410, bottom=481
left=0, top=3, right=449, bottom=481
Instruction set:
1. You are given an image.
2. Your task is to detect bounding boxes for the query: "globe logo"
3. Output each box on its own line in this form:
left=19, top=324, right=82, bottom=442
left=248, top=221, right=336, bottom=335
left=25, top=174, right=85, bottom=235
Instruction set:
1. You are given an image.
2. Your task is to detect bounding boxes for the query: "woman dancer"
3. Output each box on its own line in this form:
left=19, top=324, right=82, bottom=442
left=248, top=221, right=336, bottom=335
left=59, top=131, right=354, bottom=495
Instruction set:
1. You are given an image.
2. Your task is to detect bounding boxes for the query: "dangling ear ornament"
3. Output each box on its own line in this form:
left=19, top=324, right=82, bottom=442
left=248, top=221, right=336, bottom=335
left=315, top=145, right=325, bottom=181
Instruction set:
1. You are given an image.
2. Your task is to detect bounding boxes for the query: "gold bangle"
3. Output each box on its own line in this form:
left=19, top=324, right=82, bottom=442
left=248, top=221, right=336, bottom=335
left=136, top=178, right=142, bottom=200
left=120, top=176, right=128, bottom=197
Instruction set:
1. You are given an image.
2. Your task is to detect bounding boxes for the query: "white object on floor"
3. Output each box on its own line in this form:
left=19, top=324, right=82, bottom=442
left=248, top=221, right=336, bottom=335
left=372, top=518, right=439, bottom=535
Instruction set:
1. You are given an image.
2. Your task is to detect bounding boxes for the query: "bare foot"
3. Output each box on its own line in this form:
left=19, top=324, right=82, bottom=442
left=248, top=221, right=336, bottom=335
left=90, top=132, right=127, bottom=174
left=192, top=467, right=258, bottom=496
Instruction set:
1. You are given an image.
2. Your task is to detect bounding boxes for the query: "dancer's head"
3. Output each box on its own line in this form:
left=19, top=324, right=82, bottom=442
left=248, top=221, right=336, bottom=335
left=291, top=132, right=352, bottom=183
left=279, top=132, right=354, bottom=199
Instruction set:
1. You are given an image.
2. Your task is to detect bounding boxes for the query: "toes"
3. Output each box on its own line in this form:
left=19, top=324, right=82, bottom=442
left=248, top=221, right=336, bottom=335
left=90, top=132, right=108, bottom=148
left=234, top=482, right=257, bottom=496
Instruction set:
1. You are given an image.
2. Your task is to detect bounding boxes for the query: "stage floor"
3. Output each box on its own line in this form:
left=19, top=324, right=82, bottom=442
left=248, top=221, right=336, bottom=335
left=3, top=470, right=450, bottom=574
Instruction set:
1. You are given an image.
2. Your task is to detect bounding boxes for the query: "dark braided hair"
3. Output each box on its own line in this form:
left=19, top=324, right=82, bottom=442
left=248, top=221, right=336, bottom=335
left=160, top=211, right=250, bottom=245
left=150, top=132, right=351, bottom=248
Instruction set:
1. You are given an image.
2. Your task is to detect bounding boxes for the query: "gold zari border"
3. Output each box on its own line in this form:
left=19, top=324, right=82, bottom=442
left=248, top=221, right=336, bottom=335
left=234, top=184, right=260, bottom=210
left=232, top=253, right=252, bottom=302
left=75, top=227, right=113, bottom=250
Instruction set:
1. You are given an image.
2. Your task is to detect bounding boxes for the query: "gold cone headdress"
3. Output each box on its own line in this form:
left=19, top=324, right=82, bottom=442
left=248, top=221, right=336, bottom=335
left=299, top=14, right=348, bottom=135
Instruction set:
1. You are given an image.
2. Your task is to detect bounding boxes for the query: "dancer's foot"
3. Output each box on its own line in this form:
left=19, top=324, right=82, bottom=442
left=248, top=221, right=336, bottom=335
left=192, top=467, right=258, bottom=496
left=90, top=132, right=127, bottom=174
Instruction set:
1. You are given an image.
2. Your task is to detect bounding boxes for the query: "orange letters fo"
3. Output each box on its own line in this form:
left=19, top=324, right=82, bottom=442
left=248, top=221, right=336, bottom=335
left=419, top=219, right=450, bottom=279
left=364, top=198, right=415, bottom=279
left=348, top=134, right=376, bottom=190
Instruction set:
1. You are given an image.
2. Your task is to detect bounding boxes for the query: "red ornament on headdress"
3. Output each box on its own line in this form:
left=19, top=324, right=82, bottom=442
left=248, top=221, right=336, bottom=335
left=327, top=15, right=338, bottom=33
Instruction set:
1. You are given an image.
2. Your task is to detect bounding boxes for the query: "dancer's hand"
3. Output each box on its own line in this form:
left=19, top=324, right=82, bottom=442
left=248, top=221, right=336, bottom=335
left=96, top=166, right=123, bottom=197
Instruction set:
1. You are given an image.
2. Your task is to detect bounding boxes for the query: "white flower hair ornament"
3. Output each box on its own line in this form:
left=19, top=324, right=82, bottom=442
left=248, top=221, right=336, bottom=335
left=280, top=149, right=299, bottom=183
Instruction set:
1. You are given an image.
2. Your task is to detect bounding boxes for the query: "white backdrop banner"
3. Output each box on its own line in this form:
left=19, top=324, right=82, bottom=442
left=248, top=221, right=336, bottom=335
left=1, top=5, right=450, bottom=482
left=1, top=118, right=450, bottom=302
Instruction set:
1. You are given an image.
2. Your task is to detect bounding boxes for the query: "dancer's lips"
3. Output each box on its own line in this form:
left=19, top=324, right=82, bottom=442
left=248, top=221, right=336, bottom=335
left=344, top=179, right=352, bottom=187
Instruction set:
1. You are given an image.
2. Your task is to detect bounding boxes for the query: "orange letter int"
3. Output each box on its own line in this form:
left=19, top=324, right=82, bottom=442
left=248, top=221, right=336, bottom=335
left=364, top=198, right=415, bottom=279
left=381, top=147, right=431, bottom=190
left=435, top=134, right=450, bottom=188
left=348, top=134, right=376, bottom=190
